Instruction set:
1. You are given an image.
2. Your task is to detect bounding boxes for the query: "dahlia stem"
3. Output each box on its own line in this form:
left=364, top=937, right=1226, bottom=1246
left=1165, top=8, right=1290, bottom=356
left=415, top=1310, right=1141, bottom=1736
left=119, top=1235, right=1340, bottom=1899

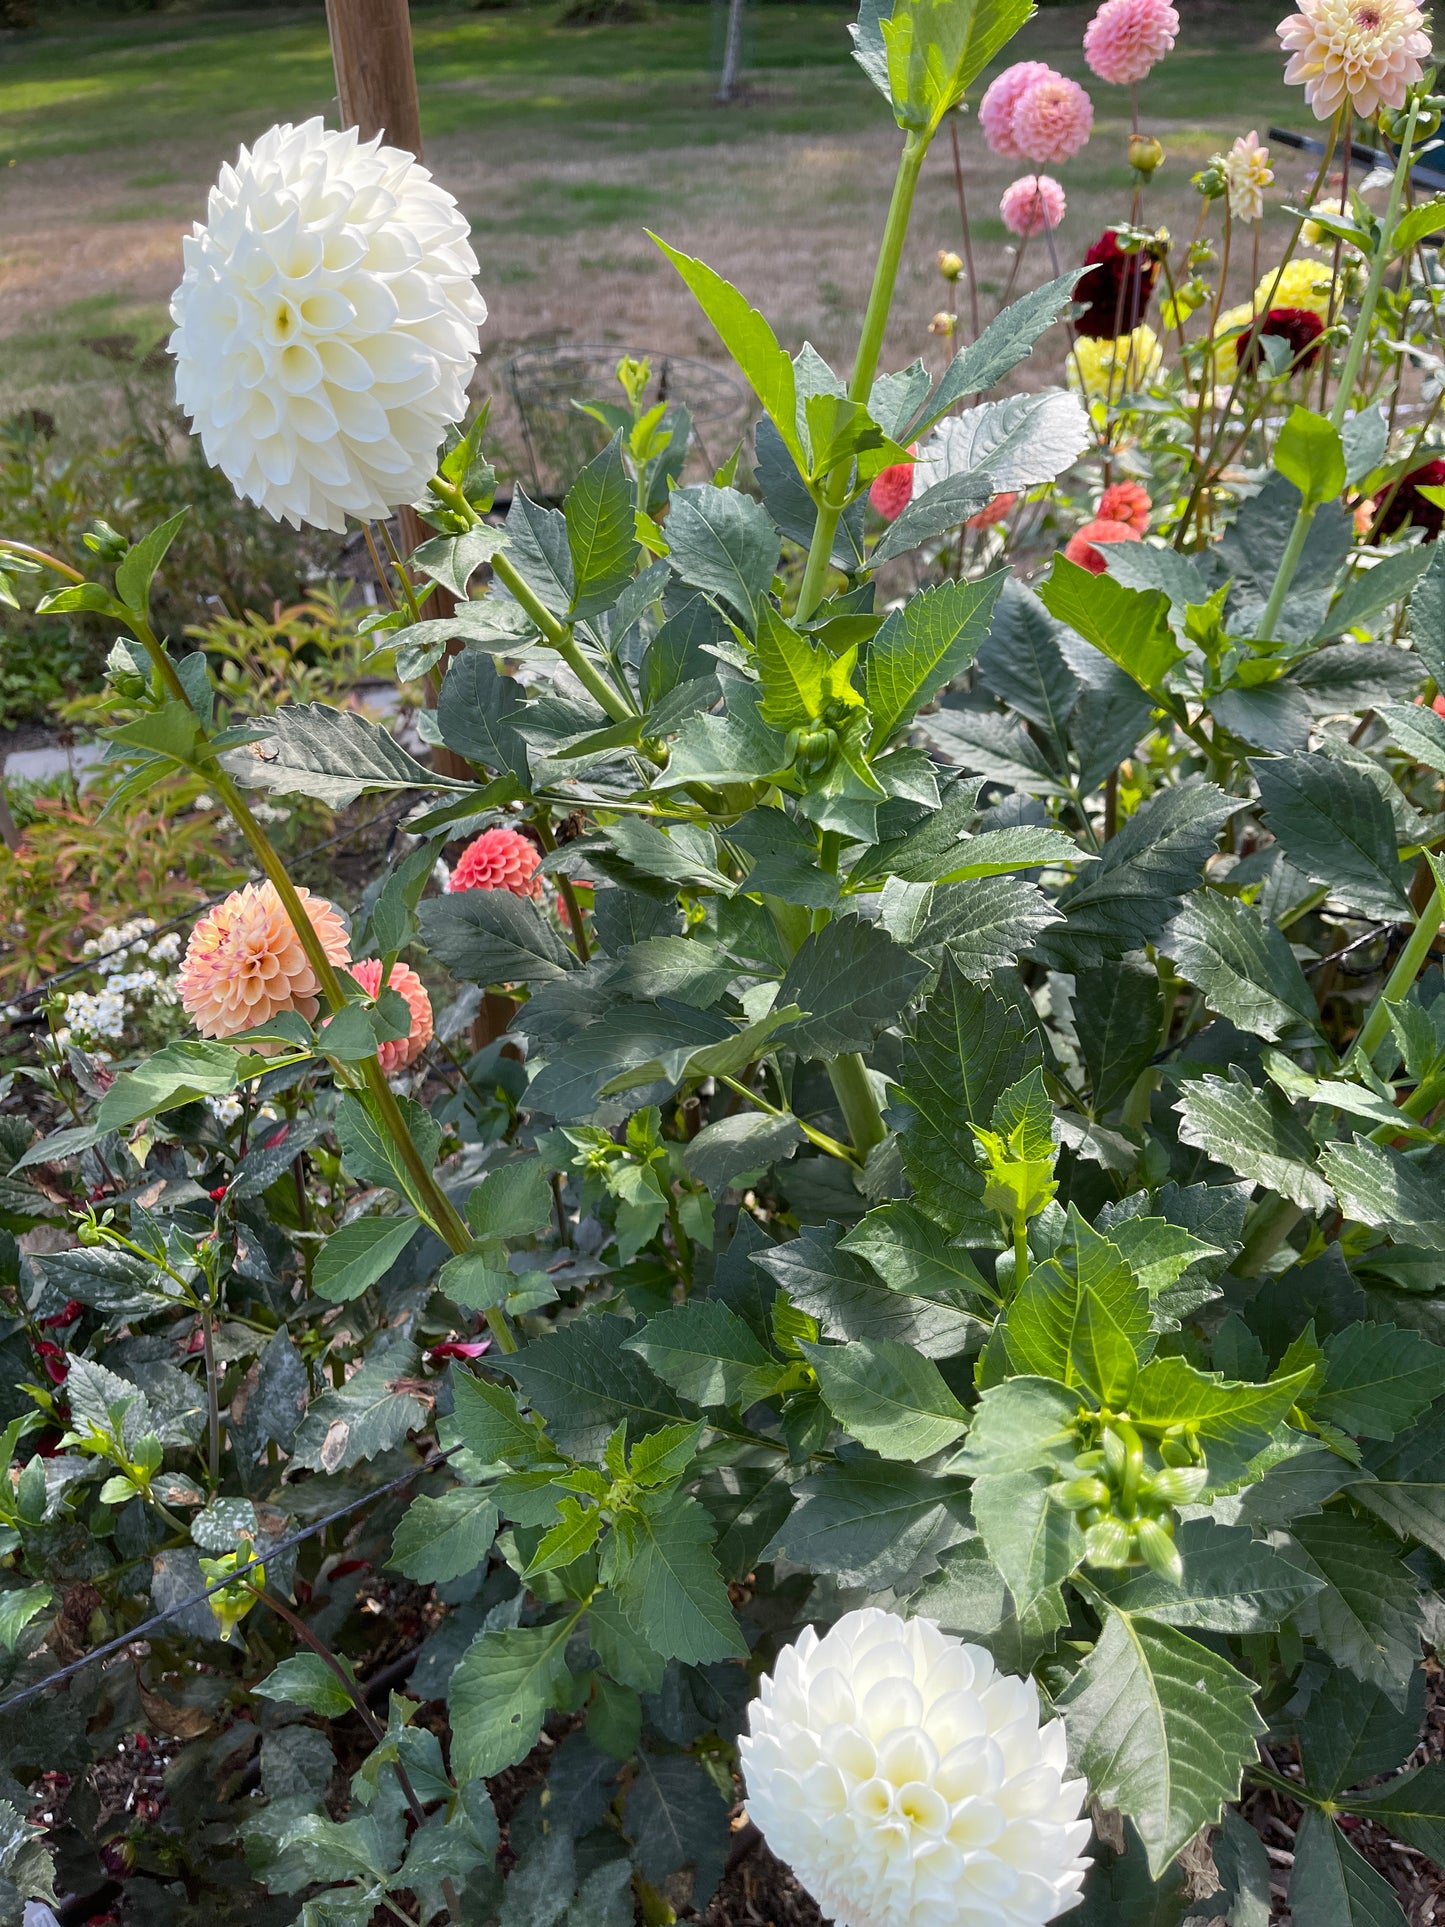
left=798, top=128, right=928, bottom=622
left=115, top=610, right=516, bottom=1353
left=1254, top=96, right=1421, bottom=642
left=490, top=551, right=637, bottom=723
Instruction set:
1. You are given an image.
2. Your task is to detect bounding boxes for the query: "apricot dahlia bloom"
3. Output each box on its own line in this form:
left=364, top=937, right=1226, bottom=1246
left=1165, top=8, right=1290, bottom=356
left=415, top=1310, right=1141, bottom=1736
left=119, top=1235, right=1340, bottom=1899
left=1098, top=480, right=1152, bottom=531
left=179, top=881, right=350, bottom=1039
left=348, top=959, right=434, bottom=1073
left=449, top=826, right=544, bottom=899
left=1065, top=518, right=1142, bottom=573
left=1279, top=0, right=1430, bottom=120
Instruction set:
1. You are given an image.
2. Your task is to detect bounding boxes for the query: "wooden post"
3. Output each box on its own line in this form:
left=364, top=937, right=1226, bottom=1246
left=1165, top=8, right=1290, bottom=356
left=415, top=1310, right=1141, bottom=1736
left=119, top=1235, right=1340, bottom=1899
left=325, top=0, right=471, bottom=779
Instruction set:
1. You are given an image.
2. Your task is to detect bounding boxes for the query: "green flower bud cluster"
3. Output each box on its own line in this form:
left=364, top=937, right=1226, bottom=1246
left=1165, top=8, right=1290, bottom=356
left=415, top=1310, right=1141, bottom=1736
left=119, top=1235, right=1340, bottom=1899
left=1048, top=1420, right=1207, bottom=1585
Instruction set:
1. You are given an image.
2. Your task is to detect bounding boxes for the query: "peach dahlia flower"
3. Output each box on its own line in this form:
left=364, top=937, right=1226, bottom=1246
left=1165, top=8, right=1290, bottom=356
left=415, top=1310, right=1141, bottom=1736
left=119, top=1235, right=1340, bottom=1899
left=179, top=881, right=350, bottom=1039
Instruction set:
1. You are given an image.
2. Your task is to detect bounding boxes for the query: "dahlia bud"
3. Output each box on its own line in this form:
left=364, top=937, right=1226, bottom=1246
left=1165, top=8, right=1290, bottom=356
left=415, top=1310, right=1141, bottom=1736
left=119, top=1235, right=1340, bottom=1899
left=741, top=1608, right=1092, bottom=1927
left=1129, top=132, right=1166, bottom=177
left=928, top=311, right=956, bottom=338
left=1193, top=160, right=1227, bottom=199
left=936, top=249, right=965, bottom=281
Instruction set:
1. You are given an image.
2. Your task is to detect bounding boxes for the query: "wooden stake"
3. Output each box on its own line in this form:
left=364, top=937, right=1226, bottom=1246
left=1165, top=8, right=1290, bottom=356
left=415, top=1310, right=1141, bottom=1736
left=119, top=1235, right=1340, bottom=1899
left=325, top=0, right=471, bottom=779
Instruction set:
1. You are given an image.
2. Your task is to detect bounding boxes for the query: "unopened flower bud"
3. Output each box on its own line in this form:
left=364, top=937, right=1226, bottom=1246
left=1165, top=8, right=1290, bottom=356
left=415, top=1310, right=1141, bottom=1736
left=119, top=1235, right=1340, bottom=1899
left=1084, top=1517, right=1132, bottom=1567
left=1147, top=1464, right=1209, bottom=1505
left=1129, top=133, right=1165, bottom=178
left=1193, top=161, right=1227, bottom=200
left=1049, top=1476, right=1112, bottom=1511
left=928, top=310, right=956, bottom=338
left=1134, top=1516, right=1184, bottom=1584
left=936, top=249, right=965, bottom=281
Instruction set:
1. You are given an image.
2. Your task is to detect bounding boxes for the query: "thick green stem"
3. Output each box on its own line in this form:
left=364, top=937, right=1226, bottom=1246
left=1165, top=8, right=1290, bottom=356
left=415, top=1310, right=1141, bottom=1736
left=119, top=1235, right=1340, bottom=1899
left=490, top=551, right=636, bottom=723
left=1235, top=1194, right=1305, bottom=1278
left=124, top=616, right=516, bottom=1353
left=1255, top=98, right=1421, bottom=641
left=796, top=131, right=928, bottom=623
left=826, top=1051, right=889, bottom=1159
left=1349, top=874, right=1444, bottom=1072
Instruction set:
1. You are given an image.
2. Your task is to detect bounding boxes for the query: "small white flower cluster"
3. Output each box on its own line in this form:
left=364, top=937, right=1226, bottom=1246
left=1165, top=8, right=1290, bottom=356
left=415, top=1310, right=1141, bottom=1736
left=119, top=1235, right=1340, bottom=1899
left=53, top=919, right=184, bottom=1056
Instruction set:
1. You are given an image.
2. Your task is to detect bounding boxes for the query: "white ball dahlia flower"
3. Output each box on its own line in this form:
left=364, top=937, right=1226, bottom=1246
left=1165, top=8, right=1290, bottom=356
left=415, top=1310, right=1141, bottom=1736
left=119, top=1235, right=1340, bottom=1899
left=740, top=1608, right=1091, bottom=1927
left=169, top=117, right=486, bottom=532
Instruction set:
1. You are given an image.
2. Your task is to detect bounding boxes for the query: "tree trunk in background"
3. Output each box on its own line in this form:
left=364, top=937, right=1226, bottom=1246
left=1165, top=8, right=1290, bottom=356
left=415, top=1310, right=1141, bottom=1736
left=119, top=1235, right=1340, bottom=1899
left=324, top=0, right=470, bottom=780
left=717, top=0, right=746, bottom=103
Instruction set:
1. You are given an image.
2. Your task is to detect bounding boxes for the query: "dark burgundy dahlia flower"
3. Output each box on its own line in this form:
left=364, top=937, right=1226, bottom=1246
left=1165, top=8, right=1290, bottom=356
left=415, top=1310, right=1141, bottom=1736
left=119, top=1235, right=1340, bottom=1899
left=1073, top=229, right=1159, bottom=339
left=1374, top=457, right=1445, bottom=541
left=1236, top=306, right=1325, bottom=377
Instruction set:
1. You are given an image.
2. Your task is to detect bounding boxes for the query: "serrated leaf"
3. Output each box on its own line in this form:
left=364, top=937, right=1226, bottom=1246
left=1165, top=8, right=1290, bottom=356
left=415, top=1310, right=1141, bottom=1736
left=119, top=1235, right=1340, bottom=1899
left=1093, top=1518, right=1322, bottom=1631
left=449, top=1620, right=574, bottom=1782
left=1320, top=1138, right=1445, bottom=1247
left=764, top=1456, right=971, bottom=1588
left=664, top=481, right=782, bottom=627
left=391, top=1488, right=498, bottom=1584
left=1274, top=405, right=1346, bottom=508
left=115, top=508, right=188, bottom=615
left=838, top=1199, right=992, bottom=1303
left=1297, top=1664, right=1425, bottom=1797
left=1315, top=1321, right=1445, bottom=1440
left=1175, top=1073, right=1332, bottom=1211
left=1075, top=959, right=1164, bottom=1116
left=1290, top=1507, right=1424, bottom=1703
left=226, top=703, right=465, bottom=808
left=507, top=1314, right=685, bottom=1459
left=451, top=1369, right=555, bottom=1469
left=313, top=1216, right=421, bottom=1304
left=289, top=1339, right=426, bottom=1474
left=866, top=571, right=1006, bottom=748
left=1059, top=1608, right=1265, bottom=1877
left=916, top=271, right=1086, bottom=431
left=565, top=432, right=638, bottom=618
left=1004, top=1214, right=1152, bottom=1405
left=603, top=1489, right=745, bottom=1663
left=1128, top=1354, right=1313, bottom=1486
left=682, top=1111, right=804, bottom=1192
left=1038, top=557, right=1184, bottom=693
left=1287, top=1808, right=1409, bottom=1927
left=435, top=648, right=532, bottom=785
left=774, top=914, right=927, bottom=1058
left=256, top=1653, right=356, bottom=1719
left=625, top=1749, right=731, bottom=1906
left=623, top=1301, right=783, bottom=1409
left=1161, top=891, right=1322, bottom=1043
left=467, top=1157, right=554, bottom=1241
left=754, top=1221, right=979, bottom=1358
left=802, top=1336, right=968, bottom=1457
left=1254, top=751, right=1411, bottom=921
left=95, top=1039, right=243, bottom=1131
left=418, top=889, right=574, bottom=986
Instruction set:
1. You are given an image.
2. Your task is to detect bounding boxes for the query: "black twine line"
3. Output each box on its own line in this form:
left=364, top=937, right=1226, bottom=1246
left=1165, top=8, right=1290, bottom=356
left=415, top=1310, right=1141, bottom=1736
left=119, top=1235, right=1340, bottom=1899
left=0, top=1443, right=459, bottom=1719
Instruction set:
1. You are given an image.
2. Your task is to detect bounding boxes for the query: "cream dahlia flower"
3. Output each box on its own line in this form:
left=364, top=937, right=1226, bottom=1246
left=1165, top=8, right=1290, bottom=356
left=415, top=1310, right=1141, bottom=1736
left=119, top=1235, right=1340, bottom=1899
left=740, top=1609, right=1091, bottom=1927
left=1224, top=131, right=1274, bottom=224
left=179, top=881, right=350, bottom=1039
left=169, top=118, right=486, bottom=532
left=1278, top=0, right=1431, bottom=120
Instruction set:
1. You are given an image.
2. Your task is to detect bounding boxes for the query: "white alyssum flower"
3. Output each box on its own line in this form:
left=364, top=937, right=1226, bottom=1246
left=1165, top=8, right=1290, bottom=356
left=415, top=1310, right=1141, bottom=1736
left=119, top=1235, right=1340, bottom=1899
left=169, top=117, right=486, bottom=532
left=741, top=1608, right=1090, bottom=1927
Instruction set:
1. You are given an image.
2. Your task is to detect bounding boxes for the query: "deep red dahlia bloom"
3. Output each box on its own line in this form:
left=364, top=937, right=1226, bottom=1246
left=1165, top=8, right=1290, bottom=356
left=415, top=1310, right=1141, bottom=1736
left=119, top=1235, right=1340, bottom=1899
left=1374, top=458, right=1445, bottom=541
left=1073, top=230, right=1158, bottom=339
left=1236, top=306, right=1325, bottom=377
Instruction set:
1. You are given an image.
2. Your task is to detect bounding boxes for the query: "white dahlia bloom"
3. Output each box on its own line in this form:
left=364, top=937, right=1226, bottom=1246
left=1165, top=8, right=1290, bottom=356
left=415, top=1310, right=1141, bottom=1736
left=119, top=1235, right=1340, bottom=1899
left=741, top=1608, right=1091, bottom=1927
left=169, top=117, right=486, bottom=532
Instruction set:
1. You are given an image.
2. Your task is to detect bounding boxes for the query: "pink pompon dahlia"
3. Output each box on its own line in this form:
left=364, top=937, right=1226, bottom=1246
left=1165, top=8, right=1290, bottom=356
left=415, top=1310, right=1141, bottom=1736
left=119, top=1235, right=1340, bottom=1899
left=1279, top=0, right=1431, bottom=120
left=967, top=491, right=1020, bottom=529
left=1000, top=174, right=1068, bottom=236
left=1065, top=517, right=1142, bottom=573
left=449, top=825, right=544, bottom=899
left=179, top=881, right=350, bottom=1040
left=1012, top=75, right=1095, bottom=166
left=1098, top=479, right=1152, bottom=531
left=869, top=459, right=916, bottom=522
left=1084, top=0, right=1181, bottom=84
left=348, top=958, right=434, bottom=1073
left=979, top=61, right=1060, bottom=158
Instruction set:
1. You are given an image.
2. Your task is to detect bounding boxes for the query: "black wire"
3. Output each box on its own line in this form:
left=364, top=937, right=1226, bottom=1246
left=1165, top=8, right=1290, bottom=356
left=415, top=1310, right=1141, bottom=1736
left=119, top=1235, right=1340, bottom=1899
left=0, top=1443, right=459, bottom=1719
left=1, top=799, right=414, bottom=1010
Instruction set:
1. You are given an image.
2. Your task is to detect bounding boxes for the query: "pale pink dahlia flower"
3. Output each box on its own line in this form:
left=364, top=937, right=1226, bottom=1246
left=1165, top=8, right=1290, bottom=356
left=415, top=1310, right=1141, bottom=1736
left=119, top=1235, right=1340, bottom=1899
left=347, top=958, right=434, bottom=1073
left=1012, top=76, right=1095, bottom=165
left=179, top=881, right=350, bottom=1039
left=1000, top=174, right=1068, bottom=236
left=1279, top=0, right=1431, bottom=119
left=979, top=62, right=1060, bottom=159
left=448, top=825, right=544, bottom=899
left=1084, top=0, right=1181, bottom=84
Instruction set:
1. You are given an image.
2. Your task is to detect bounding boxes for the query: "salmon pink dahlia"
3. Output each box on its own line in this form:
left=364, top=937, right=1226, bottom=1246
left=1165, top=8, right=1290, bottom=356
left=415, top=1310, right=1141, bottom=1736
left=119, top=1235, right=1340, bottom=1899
left=869, top=460, right=916, bottom=522
left=449, top=825, right=544, bottom=898
left=1097, top=479, right=1151, bottom=531
left=1012, top=76, right=1094, bottom=165
left=967, top=491, right=1020, bottom=529
left=348, top=959, right=434, bottom=1072
left=179, top=881, right=350, bottom=1040
left=1065, top=517, right=1141, bottom=573
left=1084, top=0, right=1181, bottom=84
left=1279, top=0, right=1430, bottom=119
left=1000, top=175, right=1068, bottom=236
left=979, top=62, right=1060, bottom=159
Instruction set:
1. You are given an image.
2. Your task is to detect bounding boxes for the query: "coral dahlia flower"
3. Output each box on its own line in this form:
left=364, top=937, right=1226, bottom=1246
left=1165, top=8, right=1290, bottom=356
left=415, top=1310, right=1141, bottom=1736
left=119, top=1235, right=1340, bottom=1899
left=448, top=826, right=545, bottom=898
left=1097, top=479, right=1151, bottom=531
left=1279, top=0, right=1431, bottom=120
left=348, top=958, right=434, bottom=1072
left=179, top=881, right=350, bottom=1039
left=1065, top=517, right=1142, bottom=573
left=870, top=460, right=916, bottom=522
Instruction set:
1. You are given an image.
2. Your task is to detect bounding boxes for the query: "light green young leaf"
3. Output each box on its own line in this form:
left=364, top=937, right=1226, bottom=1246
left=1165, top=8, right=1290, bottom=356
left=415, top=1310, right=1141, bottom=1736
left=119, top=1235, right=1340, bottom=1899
left=95, top=1039, right=244, bottom=1131
left=881, top=0, right=1035, bottom=132
left=755, top=600, right=861, bottom=731
left=866, top=571, right=1006, bottom=749
left=1273, top=405, right=1346, bottom=508
left=115, top=508, right=189, bottom=615
left=256, top=1653, right=357, bottom=1720
left=1037, top=558, right=1183, bottom=694
left=565, top=432, right=639, bottom=619
left=802, top=1335, right=969, bottom=1458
